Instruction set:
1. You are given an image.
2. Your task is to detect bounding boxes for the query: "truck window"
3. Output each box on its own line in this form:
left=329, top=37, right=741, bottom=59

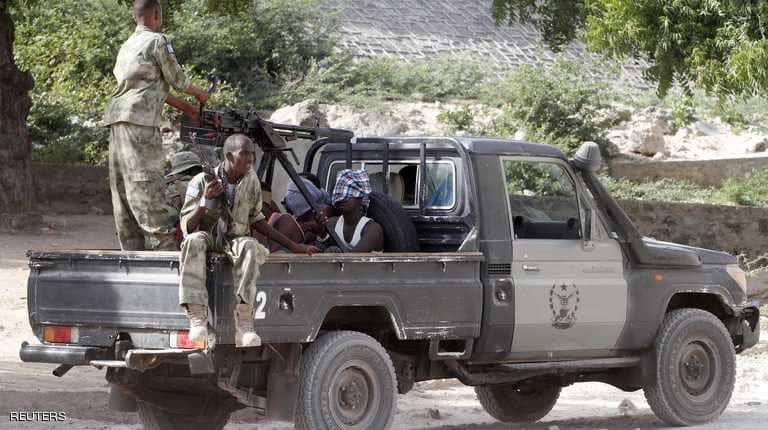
left=326, top=160, right=457, bottom=210
left=503, top=160, right=581, bottom=240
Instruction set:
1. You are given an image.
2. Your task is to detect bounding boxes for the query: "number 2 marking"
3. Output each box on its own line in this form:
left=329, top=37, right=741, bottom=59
left=254, top=291, right=267, bottom=319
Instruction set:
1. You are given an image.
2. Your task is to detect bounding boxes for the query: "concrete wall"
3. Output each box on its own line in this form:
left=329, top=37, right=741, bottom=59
left=610, top=156, right=768, bottom=187
left=32, top=163, right=112, bottom=215
left=331, top=0, right=649, bottom=89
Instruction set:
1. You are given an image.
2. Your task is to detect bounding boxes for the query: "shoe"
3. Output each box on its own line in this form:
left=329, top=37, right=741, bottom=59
left=234, top=304, right=261, bottom=347
left=185, top=304, right=209, bottom=343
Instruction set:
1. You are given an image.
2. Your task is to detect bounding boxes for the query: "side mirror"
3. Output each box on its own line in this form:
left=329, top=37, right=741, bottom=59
left=571, top=142, right=602, bottom=172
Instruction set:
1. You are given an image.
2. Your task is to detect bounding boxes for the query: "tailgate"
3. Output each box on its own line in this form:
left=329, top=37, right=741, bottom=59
left=28, top=250, right=186, bottom=332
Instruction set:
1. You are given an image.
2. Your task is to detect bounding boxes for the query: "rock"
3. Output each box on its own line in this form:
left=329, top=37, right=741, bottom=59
left=548, top=425, right=561, bottom=430
left=617, top=398, right=638, bottom=416
left=748, top=137, right=768, bottom=153
left=690, top=120, right=721, bottom=137
left=270, top=100, right=328, bottom=128
left=427, top=408, right=441, bottom=419
left=652, top=152, right=666, bottom=160
left=91, top=206, right=105, bottom=216
left=627, top=119, right=667, bottom=156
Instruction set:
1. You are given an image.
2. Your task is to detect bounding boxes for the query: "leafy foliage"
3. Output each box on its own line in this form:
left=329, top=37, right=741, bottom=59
left=493, top=0, right=768, bottom=98
left=719, top=169, right=768, bottom=207
left=278, top=54, right=493, bottom=107
left=13, top=0, right=335, bottom=164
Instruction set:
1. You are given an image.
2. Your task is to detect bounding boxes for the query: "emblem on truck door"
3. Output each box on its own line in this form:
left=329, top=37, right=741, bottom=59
left=549, top=283, right=580, bottom=329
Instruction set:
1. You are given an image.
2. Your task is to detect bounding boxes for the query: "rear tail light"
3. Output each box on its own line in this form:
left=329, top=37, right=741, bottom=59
left=170, top=330, right=206, bottom=350
left=43, top=326, right=79, bottom=344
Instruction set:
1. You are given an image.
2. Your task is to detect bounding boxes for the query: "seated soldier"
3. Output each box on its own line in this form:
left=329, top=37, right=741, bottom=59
left=179, top=134, right=317, bottom=347
left=165, top=151, right=203, bottom=246
left=326, top=169, right=384, bottom=252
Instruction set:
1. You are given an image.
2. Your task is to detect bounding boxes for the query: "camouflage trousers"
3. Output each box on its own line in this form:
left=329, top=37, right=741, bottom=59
left=179, top=231, right=270, bottom=306
left=109, top=123, right=176, bottom=251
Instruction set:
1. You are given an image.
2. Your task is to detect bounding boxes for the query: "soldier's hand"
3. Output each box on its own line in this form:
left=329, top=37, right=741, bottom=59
left=291, top=243, right=319, bottom=255
left=204, top=180, right=224, bottom=199
left=195, top=91, right=210, bottom=105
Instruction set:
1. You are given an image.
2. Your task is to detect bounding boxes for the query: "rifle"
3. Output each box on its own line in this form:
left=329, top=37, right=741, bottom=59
left=180, top=107, right=355, bottom=252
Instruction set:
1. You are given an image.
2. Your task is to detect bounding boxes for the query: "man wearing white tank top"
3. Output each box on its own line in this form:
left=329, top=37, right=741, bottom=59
left=327, top=169, right=384, bottom=252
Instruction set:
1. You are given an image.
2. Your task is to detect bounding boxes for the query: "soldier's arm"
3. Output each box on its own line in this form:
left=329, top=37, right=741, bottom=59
left=165, top=94, right=198, bottom=121
left=180, top=177, right=222, bottom=235
left=154, top=36, right=208, bottom=104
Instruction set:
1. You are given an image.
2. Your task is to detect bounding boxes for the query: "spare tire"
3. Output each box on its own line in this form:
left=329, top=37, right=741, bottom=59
left=366, top=191, right=420, bottom=252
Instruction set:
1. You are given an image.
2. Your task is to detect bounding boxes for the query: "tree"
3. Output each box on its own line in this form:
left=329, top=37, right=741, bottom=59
left=491, top=0, right=768, bottom=97
left=0, top=0, right=247, bottom=218
left=0, top=0, right=35, bottom=217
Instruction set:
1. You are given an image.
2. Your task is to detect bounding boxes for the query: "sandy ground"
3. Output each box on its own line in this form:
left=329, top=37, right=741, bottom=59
left=1, top=215, right=766, bottom=429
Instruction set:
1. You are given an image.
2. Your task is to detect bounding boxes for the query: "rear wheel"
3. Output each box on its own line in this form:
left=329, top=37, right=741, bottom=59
left=137, top=400, right=230, bottom=430
left=644, top=308, right=736, bottom=426
left=296, top=331, right=397, bottom=430
left=475, top=380, right=560, bottom=423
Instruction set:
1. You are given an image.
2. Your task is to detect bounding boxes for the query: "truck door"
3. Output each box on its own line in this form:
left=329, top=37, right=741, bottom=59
left=502, top=157, right=627, bottom=355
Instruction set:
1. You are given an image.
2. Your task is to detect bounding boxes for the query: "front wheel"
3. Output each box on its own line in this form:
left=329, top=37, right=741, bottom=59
left=296, top=331, right=397, bottom=430
left=475, top=380, right=560, bottom=423
left=644, top=308, right=736, bottom=426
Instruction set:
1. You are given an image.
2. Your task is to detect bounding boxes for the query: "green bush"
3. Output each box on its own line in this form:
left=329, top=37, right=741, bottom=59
left=670, top=96, right=696, bottom=132
left=717, top=169, right=768, bottom=207
left=600, top=176, right=718, bottom=204
left=277, top=54, right=493, bottom=107
left=437, top=106, right=476, bottom=134
left=487, top=61, right=619, bottom=155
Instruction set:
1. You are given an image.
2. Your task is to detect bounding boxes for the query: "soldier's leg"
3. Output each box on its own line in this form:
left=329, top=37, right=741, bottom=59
left=109, top=124, right=144, bottom=250
left=179, top=231, right=214, bottom=306
left=226, top=237, right=270, bottom=305
left=118, top=125, right=177, bottom=250
left=226, top=237, right=269, bottom=347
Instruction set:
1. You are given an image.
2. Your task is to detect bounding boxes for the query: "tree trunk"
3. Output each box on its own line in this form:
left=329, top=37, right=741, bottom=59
left=0, top=0, right=34, bottom=216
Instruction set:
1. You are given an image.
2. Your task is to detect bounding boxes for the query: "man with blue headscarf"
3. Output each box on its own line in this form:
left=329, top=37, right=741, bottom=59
left=326, top=169, right=384, bottom=252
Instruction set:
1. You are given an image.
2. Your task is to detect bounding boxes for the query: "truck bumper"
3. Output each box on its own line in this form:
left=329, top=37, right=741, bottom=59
left=735, top=304, right=760, bottom=353
left=19, top=341, right=108, bottom=365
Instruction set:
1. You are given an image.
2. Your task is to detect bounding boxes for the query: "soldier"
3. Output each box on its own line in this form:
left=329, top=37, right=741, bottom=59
left=180, top=134, right=318, bottom=347
left=326, top=169, right=384, bottom=252
left=165, top=151, right=203, bottom=213
left=103, top=0, right=210, bottom=250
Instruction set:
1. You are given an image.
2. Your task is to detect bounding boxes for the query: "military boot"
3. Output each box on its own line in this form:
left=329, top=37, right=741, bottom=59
left=234, top=304, right=261, bottom=347
left=185, top=304, right=208, bottom=343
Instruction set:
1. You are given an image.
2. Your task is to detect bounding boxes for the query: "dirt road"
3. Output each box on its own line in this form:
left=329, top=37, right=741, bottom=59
left=1, top=216, right=766, bottom=429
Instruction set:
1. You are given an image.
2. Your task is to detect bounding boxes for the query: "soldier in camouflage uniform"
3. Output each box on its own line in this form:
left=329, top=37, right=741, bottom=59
left=165, top=151, right=203, bottom=214
left=103, top=0, right=210, bottom=250
left=179, top=134, right=318, bottom=347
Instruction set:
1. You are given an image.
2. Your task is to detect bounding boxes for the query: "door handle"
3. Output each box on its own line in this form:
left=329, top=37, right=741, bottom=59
left=522, top=264, right=540, bottom=272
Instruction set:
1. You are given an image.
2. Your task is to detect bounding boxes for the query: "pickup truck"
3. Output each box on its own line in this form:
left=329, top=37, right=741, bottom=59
left=20, top=117, right=760, bottom=429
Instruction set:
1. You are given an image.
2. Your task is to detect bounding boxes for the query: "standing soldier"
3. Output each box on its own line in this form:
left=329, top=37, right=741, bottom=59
left=103, top=0, right=210, bottom=250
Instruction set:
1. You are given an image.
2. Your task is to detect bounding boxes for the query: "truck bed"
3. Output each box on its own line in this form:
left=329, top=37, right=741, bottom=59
left=27, top=250, right=484, bottom=347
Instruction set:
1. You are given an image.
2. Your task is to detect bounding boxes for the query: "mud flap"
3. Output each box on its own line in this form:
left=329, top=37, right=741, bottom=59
left=266, top=344, right=302, bottom=422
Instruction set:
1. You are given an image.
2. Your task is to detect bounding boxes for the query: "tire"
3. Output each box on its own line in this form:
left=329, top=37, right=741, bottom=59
left=475, top=381, right=560, bottom=423
left=137, top=400, right=230, bottom=430
left=296, top=331, right=397, bottom=430
left=366, top=191, right=420, bottom=252
left=643, top=308, right=736, bottom=426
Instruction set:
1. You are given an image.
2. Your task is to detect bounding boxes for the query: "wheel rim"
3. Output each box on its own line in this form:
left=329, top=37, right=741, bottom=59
left=678, top=340, right=715, bottom=396
left=329, top=359, right=379, bottom=428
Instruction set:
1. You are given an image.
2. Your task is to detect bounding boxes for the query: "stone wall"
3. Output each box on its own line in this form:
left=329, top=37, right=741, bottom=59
left=29, top=165, right=768, bottom=258
left=331, top=0, right=649, bottom=89
left=609, top=156, right=768, bottom=187
left=620, top=199, right=768, bottom=258
left=32, top=163, right=111, bottom=215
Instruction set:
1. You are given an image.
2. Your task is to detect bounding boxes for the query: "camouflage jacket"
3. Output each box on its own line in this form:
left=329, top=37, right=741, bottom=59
left=103, top=25, right=191, bottom=128
left=180, top=165, right=266, bottom=241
